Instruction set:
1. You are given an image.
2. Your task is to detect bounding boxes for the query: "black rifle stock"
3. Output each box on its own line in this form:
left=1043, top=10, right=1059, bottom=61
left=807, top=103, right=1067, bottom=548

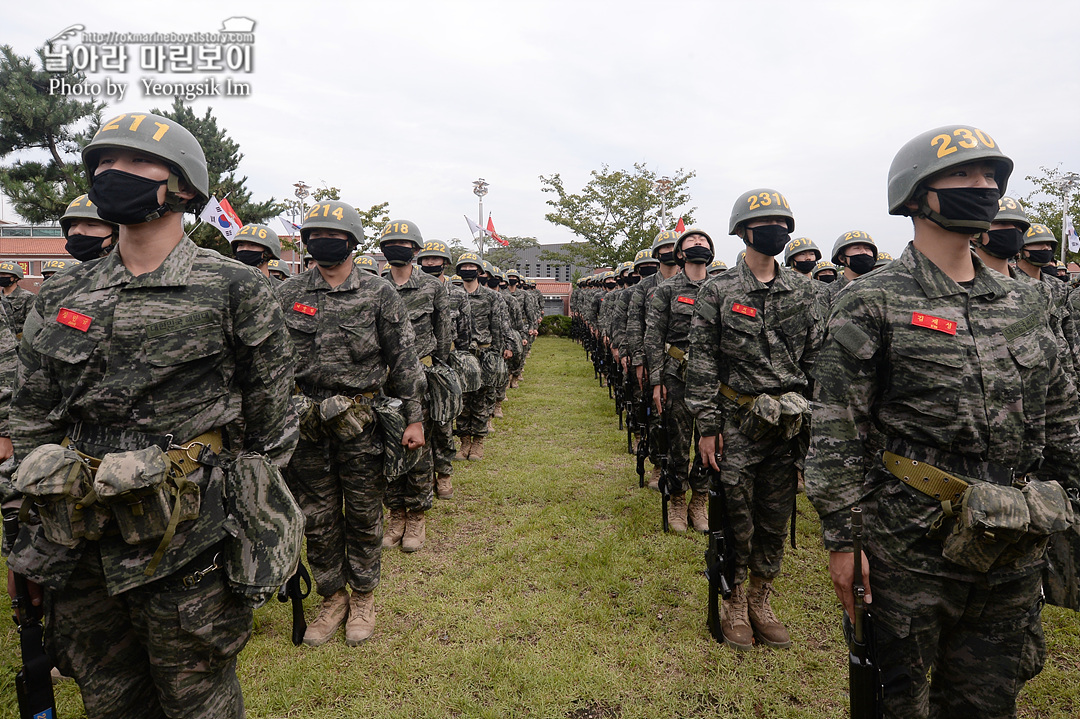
left=635, top=401, right=650, bottom=488
left=5, top=516, right=57, bottom=719
left=704, top=456, right=735, bottom=643
left=623, top=369, right=636, bottom=455
left=654, top=422, right=671, bottom=532
left=276, top=561, right=312, bottom=647
left=848, top=506, right=882, bottom=719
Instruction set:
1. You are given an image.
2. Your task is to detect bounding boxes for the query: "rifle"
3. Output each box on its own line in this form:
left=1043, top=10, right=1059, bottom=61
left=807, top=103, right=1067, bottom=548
left=704, top=455, right=735, bottom=643
left=276, top=561, right=312, bottom=647
left=623, top=367, right=636, bottom=455
left=4, top=515, right=57, bottom=719
left=654, top=422, right=672, bottom=532
left=635, top=400, right=650, bottom=488
left=847, top=506, right=882, bottom=719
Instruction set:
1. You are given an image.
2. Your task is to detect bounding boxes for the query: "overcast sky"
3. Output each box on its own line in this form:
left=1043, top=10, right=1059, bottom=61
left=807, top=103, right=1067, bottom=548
left=5, top=0, right=1080, bottom=266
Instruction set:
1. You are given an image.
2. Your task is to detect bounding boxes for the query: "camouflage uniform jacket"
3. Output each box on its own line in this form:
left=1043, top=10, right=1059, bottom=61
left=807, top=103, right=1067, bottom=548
left=0, top=301, right=18, bottom=436
left=521, top=289, right=541, bottom=328
left=6, top=238, right=296, bottom=593
left=6, top=286, right=35, bottom=331
left=608, top=286, right=633, bottom=354
left=645, top=272, right=709, bottom=387
left=392, top=269, right=451, bottom=363
left=445, top=280, right=474, bottom=350
left=685, top=261, right=821, bottom=436
left=805, top=243, right=1080, bottom=580
left=278, top=264, right=426, bottom=425
left=626, top=272, right=663, bottom=368
left=586, top=289, right=604, bottom=329
left=464, top=283, right=510, bottom=353
left=1011, top=268, right=1076, bottom=383
left=823, top=272, right=851, bottom=307
left=500, top=288, right=528, bottom=337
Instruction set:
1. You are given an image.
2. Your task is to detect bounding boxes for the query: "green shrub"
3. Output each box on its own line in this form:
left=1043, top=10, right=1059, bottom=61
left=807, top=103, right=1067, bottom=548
left=539, top=315, right=571, bottom=336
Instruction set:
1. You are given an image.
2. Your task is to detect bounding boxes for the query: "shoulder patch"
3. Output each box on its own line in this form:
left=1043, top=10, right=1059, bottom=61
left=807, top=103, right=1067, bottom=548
left=833, top=320, right=877, bottom=360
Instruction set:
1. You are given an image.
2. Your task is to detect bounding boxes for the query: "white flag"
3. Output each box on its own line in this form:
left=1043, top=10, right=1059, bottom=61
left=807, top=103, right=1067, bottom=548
left=1066, top=214, right=1079, bottom=253
left=199, top=195, right=240, bottom=242
left=464, top=215, right=486, bottom=238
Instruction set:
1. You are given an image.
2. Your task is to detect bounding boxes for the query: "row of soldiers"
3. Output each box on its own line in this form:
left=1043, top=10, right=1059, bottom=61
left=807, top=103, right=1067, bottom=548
left=0, top=111, right=546, bottom=717
left=571, top=125, right=1080, bottom=719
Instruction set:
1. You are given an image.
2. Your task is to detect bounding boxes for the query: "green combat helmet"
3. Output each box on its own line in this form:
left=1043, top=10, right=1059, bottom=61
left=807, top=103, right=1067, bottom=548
left=831, top=230, right=877, bottom=265
left=232, top=223, right=282, bottom=260
left=633, top=248, right=659, bottom=269
left=379, top=219, right=423, bottom=248
left=887, top=125, right=1012, bottom=231
left=1023, top=223, right=1059, bottom=261
left=708, top=259, right=728, bottom=275
left=301, top=200, right=365, bottom=246
left=451, top=274, right=464, bottom=286
left=60, top=194, right=117, bottom=236
left=41, top=258, right=80, bottom=279
left=729, top=188, right=795, bottom=234
left=616, top=260, right=634, bottom=278
left=812, top=259, right=837, bottom=280
left=267, top=259, right=291, bottom=279
left=995, top=197, right=1031, bottom=233
left=875, top=250, right=894, bottom=268
left=353, top=255, right=379, bottom=275
left=651, top=229, right=680, bottom=259
left=455, top=252, right=483, bottom=272
left=83, top=112, right=210, bottom=217
left=784, top=237, right=821, bottom=266
left=416, top=239, right=453, bottom=264
left=0, top=261, right=25, bottom=280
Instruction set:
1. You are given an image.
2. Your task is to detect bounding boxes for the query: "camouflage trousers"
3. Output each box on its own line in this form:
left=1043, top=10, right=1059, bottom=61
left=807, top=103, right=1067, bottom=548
left=386, top=409, right=434, bottom=511
left=662, top=378, right=709, bottom=494
left=457, top=385, right=494, bottom=437
left=717, top=416, right=800, bottom=581
left=432, top=418, right=455, bottom=476
left=869, top=557, right=1045, bottom=719
left=45, top=545, right=250, bottom=718
left=285, top=431, right=385, bottom=596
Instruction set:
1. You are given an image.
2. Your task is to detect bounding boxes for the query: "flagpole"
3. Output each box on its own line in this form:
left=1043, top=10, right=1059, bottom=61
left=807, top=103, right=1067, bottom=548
left=473, top=178, right=489, bottom=259
left=1062, top=172, right=1079, bottom=264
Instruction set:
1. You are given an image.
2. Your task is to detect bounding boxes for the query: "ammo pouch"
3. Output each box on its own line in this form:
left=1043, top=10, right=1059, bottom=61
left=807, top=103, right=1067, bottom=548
left=424, top=361, right=463, bottom=423
left=940, top=480, right=1071, bottom=573
left=479, top=349, right=508, bottom=388
left=730, top=390, right=810, bottom=442
left=223, top=452, right=304, bottom=608
left=15, top=444, right=108, bottom=548
left=450, top=349, right=483, bottom=393
left=373, top=396, right=421, bottom=478
left=294, top=393, right=323, bottom=442
left=93, top=445, right=201, bottom=576
left=319, top=395, right=375, bottom=442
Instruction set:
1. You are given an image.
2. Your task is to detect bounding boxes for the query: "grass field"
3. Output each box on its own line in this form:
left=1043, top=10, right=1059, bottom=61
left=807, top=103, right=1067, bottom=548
left=3, top=335, right=1078, bottom=718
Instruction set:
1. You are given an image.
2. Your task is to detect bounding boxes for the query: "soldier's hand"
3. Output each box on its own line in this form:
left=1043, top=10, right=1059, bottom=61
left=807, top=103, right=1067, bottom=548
left=0, top=436, right=11, bottom=462
left=503, top=349, right=513, bottom=359
left=698, top=434, right=723, bottom=471
left=7, top=569, right=42, bottom=607
left=635, top=364, right=646, bottom=390
left=612, top=348, right=620, bottom=362
left=402, top=422, right=425, bottom=450
left=652, top=384, right=666, bottom=414
left=828, top=549, right=872, bottom=619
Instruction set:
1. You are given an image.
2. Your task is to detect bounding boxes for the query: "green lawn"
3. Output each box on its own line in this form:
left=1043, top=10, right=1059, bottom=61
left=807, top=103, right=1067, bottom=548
left=3, top=336, right=1077, bottom=717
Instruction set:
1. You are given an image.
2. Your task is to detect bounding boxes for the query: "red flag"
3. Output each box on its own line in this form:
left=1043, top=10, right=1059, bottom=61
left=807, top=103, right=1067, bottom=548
left=220, top=197, right=243, bottom=229
left=675, top=217, right=685, bottom=233
left=487, top=216, right=508, bottom=246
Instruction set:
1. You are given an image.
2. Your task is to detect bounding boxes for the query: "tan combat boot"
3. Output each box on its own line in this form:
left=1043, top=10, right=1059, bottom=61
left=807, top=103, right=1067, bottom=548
left=382, top=507, right=406, bottom=548
left=493, top=401, right=504, bottom=418
left=486, top=418, right=495, bottom=434
left=747, top=575, right=791, bottom=648
left=688, top=490, right=709, bottom=533
left=468, top=435, right=485, bottom=461
left=344, top=591, right=376, bottom=646
left=509, top=374, right=520, bottom=389
left=401, top=509, right=426, bottom=553
left=436, top=473, right=454, bottom=499
left=669, top=493, right=688, bottom=533
left=648, top=466, right=660, bottom=491
left=303, top=589, right=350, bottom=647
left=721, top=583, right=754, bottom=651
left=454, top=436, right=472, bottom=461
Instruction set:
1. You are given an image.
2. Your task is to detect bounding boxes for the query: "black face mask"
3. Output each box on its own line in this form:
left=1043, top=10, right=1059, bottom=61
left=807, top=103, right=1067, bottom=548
left=508, top=278, right=519, bottom=287
left=458, top=268, right=479, bottom=281
left=89, top=169, right=169, bottom=225
left=65, top=233, right=113, bottom=262
left=817, top=273, right=837, bottom=284
left=0, top=277, right=14, bottom=288
left=747, top=225, right=790, bottom=256
left=793, top=259, right=817, bottom=274
left=922, top=186, right=1001, bottom=235
left=682, top=245, right=714, bottom=264
left=981, top=228, right=1024, bottom=260
left=487, top=277, right=501, bottom=289
left=625, top=275, right=640, bottom=286
left=420, top=264, right=443, bottom=276
left=235, top=249, right=265, bottom=267
left=637, top=264, right=658, bottom=277
left=382, top=245, right=415, bottom=267
left=657, top=250, right=677, bottom=266
left=306, top=237, right=352, bottom=267
left=845, top=253, right=877, bottom=276
left=1024, top=248, right=1054, bottom=267
left=604, top=282, right=617, bottom=290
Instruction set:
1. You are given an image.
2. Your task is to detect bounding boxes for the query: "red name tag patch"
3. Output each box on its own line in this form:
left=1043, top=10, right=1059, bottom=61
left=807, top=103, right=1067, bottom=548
left=676, top=296, right=695, bottom=305
left=911, top=312, right=956, bottom=335
left=732, top=303, right=757, bottom=318
left=292, top=302, right=317, bottom=316
left=57, top=308, right=92, bottom=332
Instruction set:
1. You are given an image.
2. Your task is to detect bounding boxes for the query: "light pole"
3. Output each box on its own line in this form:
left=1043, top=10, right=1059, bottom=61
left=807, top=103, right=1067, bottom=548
left=294, top=181, right=310, bottom=272
left=1061, top=172, right=1079, bottom=264
left=655, top=177, right=673, bottom=230
left=473, top=178, right=489, bottom=259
